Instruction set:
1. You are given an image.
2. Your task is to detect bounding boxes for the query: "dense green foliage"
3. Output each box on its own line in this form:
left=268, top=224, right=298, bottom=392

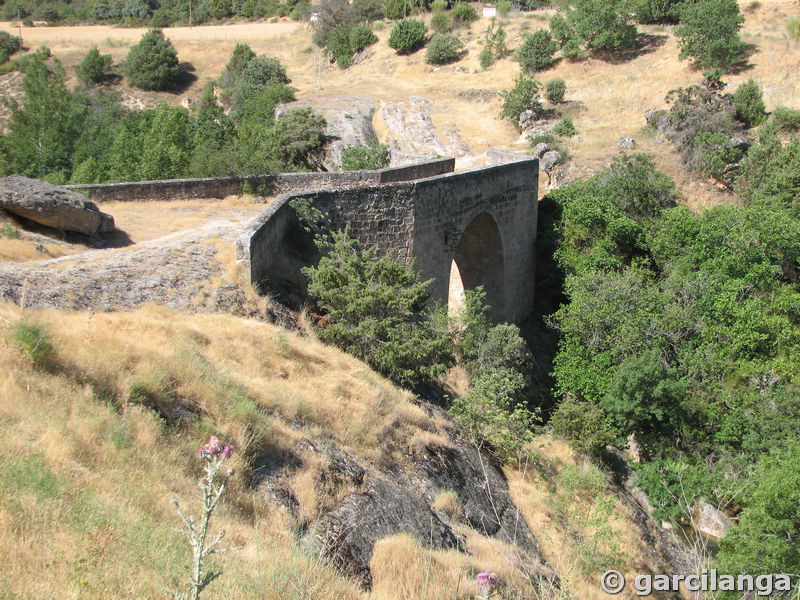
left=0, top=48, right=326, bottom=182
left=545, top=78, right=566, bottom=103
left=498, top=75, right=542, bottom=128
left=0, top=32, right=21, bottom=63
left=303, top=229, right=454, bottom=385
left=450, top=2, right=477, bottom=27
left=123, top=29, right=181, bottom=91
left=425, top=33, right=464, bottom=65
left=388, top=19, right=428, bottom=54
left=731, top=78, right=766, bottom=128
left=77, top=46, right=113, bottom=84
left=516, top=29, right=557, bottom=73
left=675, top=0, right=746, bottom=70
left=630, top=0, right=683, bottom=24
left=341, top=143, right=390, bottom=170
left=547, top=149, right=800, bottom=575
left=551, top=0, right=637, bottom=56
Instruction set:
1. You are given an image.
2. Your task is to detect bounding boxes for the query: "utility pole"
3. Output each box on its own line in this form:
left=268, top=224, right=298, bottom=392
left=189, top=0, right=193, bottom=27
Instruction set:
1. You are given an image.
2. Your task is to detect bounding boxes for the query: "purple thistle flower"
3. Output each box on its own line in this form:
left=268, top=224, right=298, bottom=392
left=197, top=436, right=234, bottom=460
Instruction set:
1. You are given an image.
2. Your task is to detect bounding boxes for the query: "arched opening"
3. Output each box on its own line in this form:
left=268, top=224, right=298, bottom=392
left=448, top=212, right=505, bottom=319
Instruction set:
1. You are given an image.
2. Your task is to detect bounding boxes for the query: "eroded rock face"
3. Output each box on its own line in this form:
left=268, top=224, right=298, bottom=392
left=0, top=175, right=114, bottom=235
left=541, top=150, right=562, bottom=173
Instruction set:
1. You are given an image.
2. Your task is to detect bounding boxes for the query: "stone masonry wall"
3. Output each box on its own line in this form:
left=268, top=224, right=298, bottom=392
left=63, top=158, right=455, bottom=203
left=237, top=156, right=539, bottom=323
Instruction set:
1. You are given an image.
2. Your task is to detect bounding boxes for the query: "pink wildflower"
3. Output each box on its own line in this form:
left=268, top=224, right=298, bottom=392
left=476, top=572, right=497, bottom=595
left=197, top=436, right=234, bottom=460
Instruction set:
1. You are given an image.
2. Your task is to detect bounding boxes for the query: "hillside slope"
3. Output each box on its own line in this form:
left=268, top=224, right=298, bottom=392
left=0, top=302, right=692, bottom=599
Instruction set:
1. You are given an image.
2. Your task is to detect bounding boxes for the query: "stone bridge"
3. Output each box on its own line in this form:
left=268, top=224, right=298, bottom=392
left=236, top=155, right=539, bottom=323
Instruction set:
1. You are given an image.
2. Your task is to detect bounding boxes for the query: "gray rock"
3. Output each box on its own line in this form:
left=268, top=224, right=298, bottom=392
left=692, top=500, right=733, bottom=539
left=541, top=150, right=562, bottom=173
left=531, top=142, right=551, bottom=158
left=653, top=138, right=665, bottom=144
left=0, top=175, right=114, bottom=235
left=618, top=136, right=637, bottom=149
left=730, top=136, right=749, bottom=151
left=276, top=96, right=378, bottom=171
left=319, top=476, right=461, bottom=588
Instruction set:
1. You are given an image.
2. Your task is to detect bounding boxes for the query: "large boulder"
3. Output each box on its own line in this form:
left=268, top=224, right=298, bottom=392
left=0, top=175, right=114, bottom=235
left=692, top=500, right=733, bottom=539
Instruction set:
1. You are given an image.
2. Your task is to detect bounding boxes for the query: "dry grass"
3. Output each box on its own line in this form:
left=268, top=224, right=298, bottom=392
left=432, top=489, right=464, bottom=521
left=0, top=302, right=458, bottom=597
left=505, top=437, right=683, bottom=600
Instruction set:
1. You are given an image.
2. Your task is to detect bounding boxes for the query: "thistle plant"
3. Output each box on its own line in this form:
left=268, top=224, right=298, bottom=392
left=166, top=436, right=235, bottom=600
left=476, top=572, right=497, bottom=599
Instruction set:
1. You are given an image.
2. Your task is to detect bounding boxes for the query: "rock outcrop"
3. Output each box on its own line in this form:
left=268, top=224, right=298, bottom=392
left=275, top=96, right=379, bottom=171
left=692, top=500, right=733, bottom=539
left=0, top=175, right=114, bottom=235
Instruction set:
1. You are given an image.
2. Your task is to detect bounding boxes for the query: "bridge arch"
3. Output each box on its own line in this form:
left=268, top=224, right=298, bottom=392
left=448, top=211, right=505, bottom=318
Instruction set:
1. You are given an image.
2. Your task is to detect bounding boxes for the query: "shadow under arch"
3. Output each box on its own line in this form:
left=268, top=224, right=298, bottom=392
left=448, top=211, right=505, bottom=320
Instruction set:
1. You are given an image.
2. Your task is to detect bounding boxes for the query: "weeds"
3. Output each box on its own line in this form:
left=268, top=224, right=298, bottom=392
left=0, top=222, right=21, bottom=239
left=10, top=319, right=56, bottom=368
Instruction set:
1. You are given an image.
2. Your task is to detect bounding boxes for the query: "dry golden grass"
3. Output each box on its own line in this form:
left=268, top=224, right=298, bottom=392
left=0, top=302, right=457, bottom=596
left=506, top=437, right=683, bottom=600
left=432, top=489, right=464, bottom=521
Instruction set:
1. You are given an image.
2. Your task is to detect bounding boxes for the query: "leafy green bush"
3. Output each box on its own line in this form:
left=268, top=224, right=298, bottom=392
left=0, top=48, right=8, bottom=65
left=552, top=116, right=577, bottom=137
left=770, top=106, right=800, bottom=132
left=341, top=143, right=390, bottom=170
left=425, top=32, right=464, bottom=64
left=353, top=0, right=384, bottom=21
left=123, top=28, right=181, bottom=91
left=732, top=78, right=766, bottom=128
left=451, top=2, right=477, bottom=27
left=431, top=11, right=452, bottom=33
left=318, top=23, right=378, bottom=67
left=222, top=42, right=256, bottom=85
left=676, top=0, right=746, bottom=70
left=631, top=0, right=682, bottom=24
left=498, top=75, right=542, bottom=128
left=0, top=31, right=21, bottom=58
left=349, top=23, right=379, bottom=52
left=516, top=29, right=557, bottom=72
left=388, top=18, right=428, bottom=54
left=545, top=77, right=566, bottom=103
left=497, top=0, right=512, bottom=16
left=787, top=16, right=800, bottom=43
left=77, top=46, right=112, bottom=83
left=384, top=0, right=406, bottom=19
left=570, top=0, right=637, bottom=51
left=303, top=229, right=454, bottom=385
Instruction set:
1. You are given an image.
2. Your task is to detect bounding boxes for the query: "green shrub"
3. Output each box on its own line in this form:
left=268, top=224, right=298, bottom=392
left=222, top=42, right=256, bottom=85
left=384, top=0, right=405, bottom=19
left=545, top=77, right=566, bottom=103
left=676, top=0, right=746, bottom=70
left=303, top=229, right=454, bottom=385
left=732, top=78, right=766, bottom=128
left=479, top=46, right=493, bottom=68
left=10, top=320, right=56, bottom=369
left=771, top=106, right=800, bottom=132
left=631, top=0, right=683, bottom=24
left=479, top=19, right=507, bottom=68
left=77, top=46, right=112, bottom=83
left=498, top=75, right=542, bottom=128
left=388, top=18, right=428, bottom=54
left=431, top=11, right=452, bottom=33
left=552, top=115, right=577, bottom=137
left=516, top=29, right=557, bottom=72
left=350, top=23, right=378, bottom=52
left=451, top=2, right=477, bottom=27
left=497, top=0, right=512, bottom=16
left=569, top=0, right=637, bottom=51
left=0, top=31, right=21, bottom=58
left=425, top=32, right=464, bottom=64
left=341, top=143, right=390, bottom=170
left=123, top=28, right=181, bottom=90
left=0, top=48, right=8, bottom=65
left=353, top=0, right=384, bottom=21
